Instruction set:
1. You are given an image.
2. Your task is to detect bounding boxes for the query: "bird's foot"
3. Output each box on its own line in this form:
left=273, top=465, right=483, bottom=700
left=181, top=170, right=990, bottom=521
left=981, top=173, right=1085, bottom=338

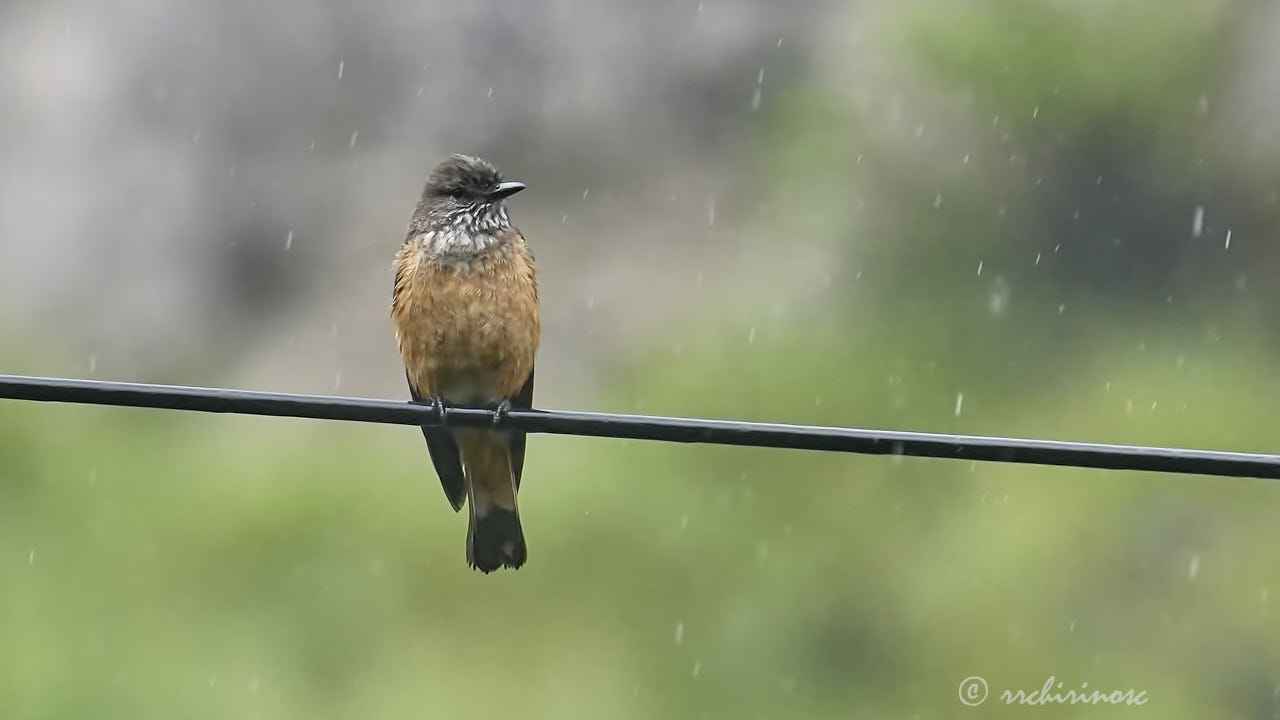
left=432, top=395, right=449, bottom=425
left=491, top=399, right=512, bottom=427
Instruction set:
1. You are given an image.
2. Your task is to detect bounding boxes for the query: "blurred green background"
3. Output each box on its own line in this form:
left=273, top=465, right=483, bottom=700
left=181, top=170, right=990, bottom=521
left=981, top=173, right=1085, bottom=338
left=4, top=0, right=1280, bottom=717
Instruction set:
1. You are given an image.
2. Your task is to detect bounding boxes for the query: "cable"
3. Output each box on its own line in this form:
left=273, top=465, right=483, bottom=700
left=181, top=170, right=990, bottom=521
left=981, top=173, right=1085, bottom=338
left=1, top=373, right=1277, bottom=479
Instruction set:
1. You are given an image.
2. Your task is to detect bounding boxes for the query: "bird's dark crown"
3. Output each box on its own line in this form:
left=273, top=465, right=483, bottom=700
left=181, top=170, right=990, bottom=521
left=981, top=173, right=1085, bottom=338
left=423, top=154, right=505, bottom=201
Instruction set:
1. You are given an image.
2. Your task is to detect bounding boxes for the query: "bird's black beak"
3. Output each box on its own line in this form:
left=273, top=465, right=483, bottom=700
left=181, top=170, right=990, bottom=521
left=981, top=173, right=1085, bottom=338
left=487, top=181, right=526, bottom=201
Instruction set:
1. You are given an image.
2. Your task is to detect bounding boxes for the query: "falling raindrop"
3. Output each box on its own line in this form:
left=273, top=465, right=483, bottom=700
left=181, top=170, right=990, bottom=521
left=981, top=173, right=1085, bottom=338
left=933, top=194, right=943, bottom=209
left=674, top=622, right=685, bottom=645
left=747, top=327, right=756, bottom=344
left=1224, top=229, right=1232, bottom=249
left=337, top=61, right=345, bottom=79
left=1188, top=554, right=1200, bottom=581
left=1191, top=206, right=1204, bottom=237
left=487, top=87, right=494, bottom=98
left=989, top=277, right=1009, bottom=316
left=692, top=662, right=702, bottom=678
left=348, top=131, right=359, bottom=149
left=1034, top=252, right=1042, bottom=265
left=976, top=260, right=983, bottom=276
left=285, top=230, right=294, bottom=250
left=28, top=549, right=35, bottom=566
left=953, top=392, right=964, bottom=417
left=88, top=353, right=98, bottom=374
left=582, top=188, right=589, bottom=199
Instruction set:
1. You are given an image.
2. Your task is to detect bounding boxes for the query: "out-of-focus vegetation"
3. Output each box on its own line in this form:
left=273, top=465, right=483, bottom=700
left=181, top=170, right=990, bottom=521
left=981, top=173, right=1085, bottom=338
left=4, top=1, right=1280, bottom=718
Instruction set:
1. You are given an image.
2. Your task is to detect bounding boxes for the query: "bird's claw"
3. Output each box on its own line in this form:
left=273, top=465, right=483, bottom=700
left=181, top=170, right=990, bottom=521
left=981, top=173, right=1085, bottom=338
left=432, top=395, right=449, bottom=425
left=492, top=399, right=512, bottom=427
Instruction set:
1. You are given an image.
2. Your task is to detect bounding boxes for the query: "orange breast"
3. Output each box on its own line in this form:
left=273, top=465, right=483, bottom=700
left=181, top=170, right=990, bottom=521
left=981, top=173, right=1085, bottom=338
left=392, top=237, right=539, bottom=404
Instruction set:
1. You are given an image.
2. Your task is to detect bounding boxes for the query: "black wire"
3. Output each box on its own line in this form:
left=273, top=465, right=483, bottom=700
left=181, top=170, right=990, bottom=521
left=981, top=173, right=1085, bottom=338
left=1, top=373, right=1278, bottom=479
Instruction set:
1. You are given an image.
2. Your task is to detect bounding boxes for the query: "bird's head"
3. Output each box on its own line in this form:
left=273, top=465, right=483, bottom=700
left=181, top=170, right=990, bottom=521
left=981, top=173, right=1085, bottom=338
left=417, top=154, right=525, bottom=236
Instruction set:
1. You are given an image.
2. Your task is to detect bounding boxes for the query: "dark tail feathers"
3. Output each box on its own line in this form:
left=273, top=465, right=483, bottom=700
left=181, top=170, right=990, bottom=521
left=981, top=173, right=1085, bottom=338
left=467, top=507, right=527, bottom=573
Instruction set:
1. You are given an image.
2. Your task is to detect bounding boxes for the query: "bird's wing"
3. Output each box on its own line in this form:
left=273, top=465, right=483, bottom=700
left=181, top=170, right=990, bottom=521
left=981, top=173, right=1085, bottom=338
left=407, top=373, right=468, bottom=512
left=509, top=366, right=534, bottom=490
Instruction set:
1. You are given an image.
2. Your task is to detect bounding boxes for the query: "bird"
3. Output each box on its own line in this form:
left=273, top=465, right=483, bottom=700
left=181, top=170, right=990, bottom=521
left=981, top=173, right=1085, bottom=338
left=391, top=154, right=539, bottom=573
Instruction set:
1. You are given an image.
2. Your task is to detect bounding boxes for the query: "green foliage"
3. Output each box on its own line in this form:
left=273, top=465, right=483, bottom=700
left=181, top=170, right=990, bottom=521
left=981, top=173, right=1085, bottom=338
left=5, top=312, right=1280, bottom=718
left=905, top=0, right=1231, bottom=142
